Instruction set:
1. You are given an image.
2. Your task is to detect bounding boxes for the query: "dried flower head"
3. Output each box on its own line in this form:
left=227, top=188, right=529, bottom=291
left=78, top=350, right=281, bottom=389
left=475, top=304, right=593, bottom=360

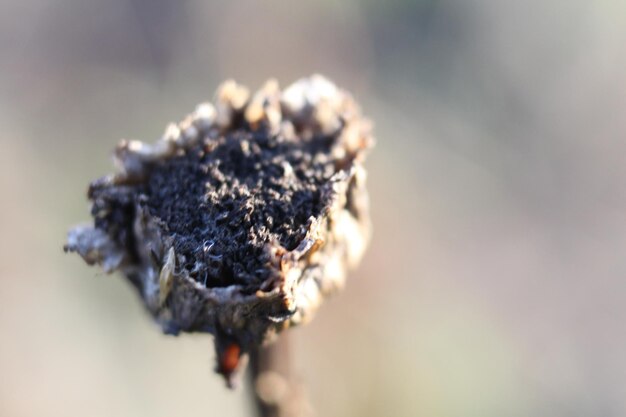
left=65, top=75, right=374, bottom=385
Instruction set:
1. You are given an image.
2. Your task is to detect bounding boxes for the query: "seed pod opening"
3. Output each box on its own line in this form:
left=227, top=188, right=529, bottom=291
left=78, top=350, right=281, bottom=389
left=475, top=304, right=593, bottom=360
left=65, top=75, right=374, bottom=385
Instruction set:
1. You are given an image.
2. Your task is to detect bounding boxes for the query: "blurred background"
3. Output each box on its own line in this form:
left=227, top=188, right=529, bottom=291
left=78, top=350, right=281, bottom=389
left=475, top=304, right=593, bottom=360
left=1, top=0, right=625, bottom=416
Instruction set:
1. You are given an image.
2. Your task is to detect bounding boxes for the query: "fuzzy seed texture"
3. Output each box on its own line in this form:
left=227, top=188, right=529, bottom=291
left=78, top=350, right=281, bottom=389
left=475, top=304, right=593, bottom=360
left=65, top=75, right=374, bottom=384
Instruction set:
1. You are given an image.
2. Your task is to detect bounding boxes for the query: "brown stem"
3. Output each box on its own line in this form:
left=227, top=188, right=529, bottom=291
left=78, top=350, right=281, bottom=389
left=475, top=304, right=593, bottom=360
left=249, top=333, right=312, bottom=417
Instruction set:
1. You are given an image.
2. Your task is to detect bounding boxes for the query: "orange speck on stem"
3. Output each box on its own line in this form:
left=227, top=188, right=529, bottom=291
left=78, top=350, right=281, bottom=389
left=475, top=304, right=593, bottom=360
left=221, top=343, right=241, bottom=374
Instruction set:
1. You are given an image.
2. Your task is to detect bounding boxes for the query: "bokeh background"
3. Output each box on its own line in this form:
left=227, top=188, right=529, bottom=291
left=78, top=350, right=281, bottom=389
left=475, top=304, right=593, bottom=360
left=2, top=1, right=626, bottom=416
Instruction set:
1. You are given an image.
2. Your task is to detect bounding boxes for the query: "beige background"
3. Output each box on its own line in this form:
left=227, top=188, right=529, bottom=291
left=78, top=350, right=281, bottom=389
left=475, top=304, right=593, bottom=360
left=1, top=1, right=625, bottom=416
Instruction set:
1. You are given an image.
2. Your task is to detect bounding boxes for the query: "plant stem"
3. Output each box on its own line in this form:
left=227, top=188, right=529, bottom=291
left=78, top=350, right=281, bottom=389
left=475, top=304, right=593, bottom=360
left=249, top=333, right=312, bottom=417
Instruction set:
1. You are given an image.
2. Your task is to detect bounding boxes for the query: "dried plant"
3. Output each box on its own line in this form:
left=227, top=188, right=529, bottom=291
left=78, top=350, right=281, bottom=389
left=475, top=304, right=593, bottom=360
left=65, top=75, right=373, bottom=415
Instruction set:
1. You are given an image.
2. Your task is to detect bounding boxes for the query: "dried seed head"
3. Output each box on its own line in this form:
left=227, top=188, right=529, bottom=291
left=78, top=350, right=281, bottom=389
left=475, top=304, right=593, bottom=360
left=65, top=74, right=374, bottom=385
